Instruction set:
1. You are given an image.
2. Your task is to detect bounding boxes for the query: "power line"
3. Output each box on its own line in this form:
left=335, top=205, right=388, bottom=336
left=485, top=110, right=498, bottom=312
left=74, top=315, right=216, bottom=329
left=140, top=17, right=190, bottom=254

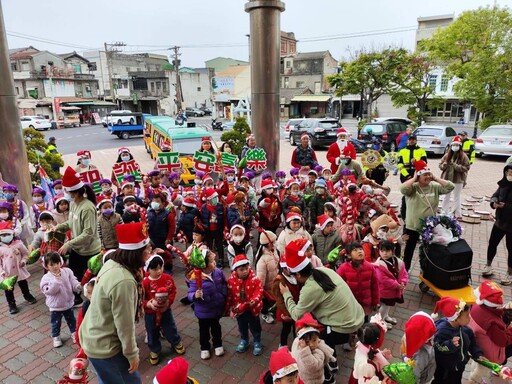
left=6, top=30, right=97, bottom=50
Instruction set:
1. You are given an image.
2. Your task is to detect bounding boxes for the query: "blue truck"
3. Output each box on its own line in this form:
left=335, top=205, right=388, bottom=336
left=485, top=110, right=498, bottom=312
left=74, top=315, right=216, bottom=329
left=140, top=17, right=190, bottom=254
left=107, top=112, right=151, bottom=139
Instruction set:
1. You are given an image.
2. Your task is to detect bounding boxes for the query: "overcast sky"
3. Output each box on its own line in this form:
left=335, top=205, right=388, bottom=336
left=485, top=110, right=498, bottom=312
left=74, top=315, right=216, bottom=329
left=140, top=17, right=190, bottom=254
left=3, top=0, right=511, bottom=67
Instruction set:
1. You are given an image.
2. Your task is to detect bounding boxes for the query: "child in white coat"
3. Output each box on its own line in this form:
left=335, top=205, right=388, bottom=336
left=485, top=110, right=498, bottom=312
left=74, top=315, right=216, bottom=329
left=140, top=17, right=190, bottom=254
left=276, top=212, right=312, bottom=255
left=255, top=230, right=279, bottom=324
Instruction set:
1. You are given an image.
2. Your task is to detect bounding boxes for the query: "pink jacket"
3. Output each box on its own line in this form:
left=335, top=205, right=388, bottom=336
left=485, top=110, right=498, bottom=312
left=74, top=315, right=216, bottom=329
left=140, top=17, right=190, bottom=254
left=0, top=240, right=30, bottom=281
left=40, top=267, right=81, bottom=311
left=374, top=256, right=408, bottom=300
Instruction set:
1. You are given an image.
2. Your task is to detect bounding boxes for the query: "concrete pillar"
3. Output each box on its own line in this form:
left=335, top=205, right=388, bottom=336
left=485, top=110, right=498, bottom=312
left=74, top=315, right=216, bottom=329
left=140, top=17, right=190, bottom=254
left=245, top=0, right=285, bottom=175
left=0, top=2, right=33, bottom=203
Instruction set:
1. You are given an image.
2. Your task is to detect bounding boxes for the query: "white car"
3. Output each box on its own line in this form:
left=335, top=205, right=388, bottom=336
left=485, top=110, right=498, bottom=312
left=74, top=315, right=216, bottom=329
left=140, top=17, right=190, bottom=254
left=475, top=125, right=512, bottom=157
left=20, top=116, right=51, bottom=131
left=102, top=110, right=136, bottom=126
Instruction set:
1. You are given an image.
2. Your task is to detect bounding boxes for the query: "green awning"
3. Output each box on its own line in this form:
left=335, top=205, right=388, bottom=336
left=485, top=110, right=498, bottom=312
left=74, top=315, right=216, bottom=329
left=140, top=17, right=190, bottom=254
left=67, top=101, right=94, bottom=105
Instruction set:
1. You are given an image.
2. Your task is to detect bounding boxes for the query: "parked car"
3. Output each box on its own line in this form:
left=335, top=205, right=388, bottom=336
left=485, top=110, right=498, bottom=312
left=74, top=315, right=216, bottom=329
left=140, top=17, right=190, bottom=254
left=185, top=107, right=205, bottom=117
left=285, top=119, right=304, bottom=143
left=475, top=125, right=512, bottom=157
left=20, top=116, right=51, bottom=131
left=413, top=125, right=457, bottom=155
left=372, top=117, right=413, bottom=125
left=102, top=110, right=136, bottom=127
left=289, top=118, right=341, bottom=147
left=200, top=107, right=212, bottom=116
left=359, top=121, right=409, bottom=152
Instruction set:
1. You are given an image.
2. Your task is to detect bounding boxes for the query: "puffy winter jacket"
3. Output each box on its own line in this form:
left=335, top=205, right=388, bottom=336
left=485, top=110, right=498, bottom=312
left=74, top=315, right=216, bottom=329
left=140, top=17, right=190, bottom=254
left=312, top=229, right=342, bottom=264
left=336, top=261, right=380, bottom=308
left=226, top=268, right=263, bottom=316
left=200, top=203, right=225, bottom=232
left=490, top=164, right=512, bottom=233
left=276, top=227, right=313, bottom=255
left=255, top=248, right=279, bottom=293
left=187, top=268, right=227, bottom=319
left=309, top=193, right=333, bottom=227
left=374, top=256, right=408, bottom=300
left=282, top=195, right=306, bottom=216
left=176, top=208, right=199, bottom=243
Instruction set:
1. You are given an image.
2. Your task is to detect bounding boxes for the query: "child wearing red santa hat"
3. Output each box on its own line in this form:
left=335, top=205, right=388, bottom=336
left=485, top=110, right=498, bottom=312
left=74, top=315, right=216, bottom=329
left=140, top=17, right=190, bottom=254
left=260, top=347, right=304, bottom=384
left=153, top=357, right=198, bottom=384
left=431, top=296, right=483, bottom=383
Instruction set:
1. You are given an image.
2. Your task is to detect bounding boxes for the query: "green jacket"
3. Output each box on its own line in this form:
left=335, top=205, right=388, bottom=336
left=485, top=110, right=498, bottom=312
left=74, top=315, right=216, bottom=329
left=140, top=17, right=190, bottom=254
left=79, top=260, right=139, bottom=361
left=400, top=181, right=455, bottom=232
left=309, top=194, right=333, bottom=227
left=56, top=199, right=101, bottom=256
left=312, top=228, right=341, bottom=264
left=283, top=267, right=364, bottom=334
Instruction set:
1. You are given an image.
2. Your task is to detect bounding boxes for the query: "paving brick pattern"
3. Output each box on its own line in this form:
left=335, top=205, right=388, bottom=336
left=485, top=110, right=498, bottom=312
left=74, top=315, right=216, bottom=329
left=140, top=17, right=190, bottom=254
left=0, top=140, right=510, bottom=383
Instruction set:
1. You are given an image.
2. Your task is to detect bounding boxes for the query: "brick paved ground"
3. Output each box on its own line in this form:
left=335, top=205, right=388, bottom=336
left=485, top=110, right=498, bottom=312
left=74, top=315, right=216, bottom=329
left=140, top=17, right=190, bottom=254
left=0, top=139, right=510, bottom=383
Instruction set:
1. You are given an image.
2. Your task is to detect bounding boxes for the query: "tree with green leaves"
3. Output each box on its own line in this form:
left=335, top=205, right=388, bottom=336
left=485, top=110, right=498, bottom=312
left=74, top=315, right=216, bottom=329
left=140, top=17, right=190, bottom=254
left=23, top=128, right=63, bottom=182
left=420, top=6, right=512, bottom=128
left=386, top=49, right=443, bottom=125
left=220, top=117, right=251, bottom=156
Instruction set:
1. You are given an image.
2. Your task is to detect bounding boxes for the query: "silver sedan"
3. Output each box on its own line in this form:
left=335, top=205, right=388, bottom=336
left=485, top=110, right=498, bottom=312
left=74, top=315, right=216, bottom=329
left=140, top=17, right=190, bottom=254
left=475, top=125, right=512, bottom=157
left=414, top=125, right=458, bottom=155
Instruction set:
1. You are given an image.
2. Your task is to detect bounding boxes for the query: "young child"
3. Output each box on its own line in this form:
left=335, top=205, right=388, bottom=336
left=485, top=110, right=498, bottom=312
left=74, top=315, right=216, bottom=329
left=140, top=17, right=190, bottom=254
left=176, top=197, right=200, bottom=244
left=308, top=179, right=333, bottom=229
left=0, top=221, right=36, bottom=314
left=291, top=313, right=336, bottom=384
left=147, top=193, right=175, bottom=272
left=153, top=357, right=199, bottom=384
left=297, top=238, right=323, bottom=268
left=276, top=212, right=312, bottom=255
left=282, top=180, right=306, bottom=217
left=361, top=214, right=398, bottom=263
left=468, top=280, right=512, bottom=383
left=350, top=314, right=392, bottom=384
left=374, top=240, right=408, bottom=329
left=312, top=214, right=341, bottom=265
left=0, top=202, right=22, bottom=237
left=432, top=297, right=484, bottom=383
left=255, top=230, right=280, bottom=324
left=75, top=278, right=96, bottom=348
left=3, top=184, right=31, bottom=246
left=226, top=224, right=254, bottom=268
left=96, top=196, right=122, bottom=250
left=401, top=311, right=437, bottom=384
left=143, top=254, right=185, bottom=365
left=336, top=242, right=380, bottom=324
left=121, top=195, right=145, bottom=223
left=51, top=195, right=70, bottom=225
left=30, top=187, right=51, bottom=231
left=200, top=189, right=225, bottom=267
left=28, top=211, right=62, bottom=257
left=323, top=202, right=343, bottom=239
left=226, top=254, right=264, bottom=356
left=272, top=253, right=302, bottom=348
left=98, top=178, right=116, bottom=205
left=40, top=252, right=81, bottom=347
left=260, top=347, right=303, bottom=384
left=187, top=249, right=227, bottom=360
left=257, top=180, right=283, bottom=235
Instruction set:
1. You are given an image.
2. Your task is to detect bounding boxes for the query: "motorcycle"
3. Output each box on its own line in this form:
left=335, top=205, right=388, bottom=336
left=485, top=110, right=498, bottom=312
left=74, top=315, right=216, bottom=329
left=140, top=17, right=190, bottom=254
left=211, top=118, right=223, bottom=131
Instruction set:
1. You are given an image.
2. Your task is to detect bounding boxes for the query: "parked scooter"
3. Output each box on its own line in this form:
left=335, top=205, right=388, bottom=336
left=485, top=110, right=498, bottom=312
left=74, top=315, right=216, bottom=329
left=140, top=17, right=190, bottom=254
left=211, top=118, right=223, bottom=131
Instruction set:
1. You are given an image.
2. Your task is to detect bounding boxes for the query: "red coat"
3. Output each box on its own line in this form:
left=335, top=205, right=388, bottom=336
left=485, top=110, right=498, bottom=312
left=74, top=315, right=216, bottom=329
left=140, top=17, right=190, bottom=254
left=326, top=141, right=357, bottom=172
left=362, top=239, right=380, bottom=263
left=226, top=268, right=263, bottom=316
left=142, top=273, right=177, bottom=315
left=336, top=261, right=380, bottom=308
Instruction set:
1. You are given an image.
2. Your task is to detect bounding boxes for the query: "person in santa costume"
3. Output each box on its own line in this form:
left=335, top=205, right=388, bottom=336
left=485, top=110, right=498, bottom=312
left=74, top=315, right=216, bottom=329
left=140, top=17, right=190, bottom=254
left=400, top=311, right=437, bottom=384
left=326, top=128, right=356, bottom=173
left=431, top=296, right=483, bottom=383
left=153, top=357, right=198, bottom=384
left=331, top=146, right=364, bottom=185
left=260, top=346, right=304, bottom=384
left=468, top=280, right=512, bottom=383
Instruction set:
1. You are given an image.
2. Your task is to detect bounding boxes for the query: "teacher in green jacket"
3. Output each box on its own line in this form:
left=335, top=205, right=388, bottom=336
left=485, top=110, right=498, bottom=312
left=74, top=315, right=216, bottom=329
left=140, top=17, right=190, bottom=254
left=80, top=222, right=151, bottom=384
left=57, top=166, right=101, bottom=306
left=280, top=239, right=364, bottom=381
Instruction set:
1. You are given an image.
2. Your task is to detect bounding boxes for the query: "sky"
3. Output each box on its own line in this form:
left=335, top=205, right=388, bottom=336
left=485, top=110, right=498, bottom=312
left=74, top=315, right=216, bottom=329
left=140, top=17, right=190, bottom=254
left=3, top=0, right=511, bottom=67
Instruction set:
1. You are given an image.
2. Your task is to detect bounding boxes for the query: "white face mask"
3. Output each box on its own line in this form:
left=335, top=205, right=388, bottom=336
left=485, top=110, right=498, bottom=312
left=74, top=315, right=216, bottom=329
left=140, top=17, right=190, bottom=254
left=1, top=235, right=13, bottom=244
left=451, top=145, right=460, bottom=152
left=54, top=188, right=63, bottom=195
left=0, top=213, right=8, bottom=220
left=121, top=155, right=131, bottom=162
left=376, top=230, right=388, bottom=240
left=315, top=187, right=325, bottom=194
left=102, top=186, right=111, bottom=193
left=151, top=202, right=161, bottom=210
left=227, top=176, right=234, bottom=183
left=33, top=196, right=43, bottom=203
left=232, top=235, right=244, bottom=244
left=278, top=178, right=285, bottom=183
left=507, top=175, right=512, bottom=182
left=224, top=147, right=232, bottom=154
left=195, top=179, right=202, bottom=185
left=291, top=191, right=300, bottom=197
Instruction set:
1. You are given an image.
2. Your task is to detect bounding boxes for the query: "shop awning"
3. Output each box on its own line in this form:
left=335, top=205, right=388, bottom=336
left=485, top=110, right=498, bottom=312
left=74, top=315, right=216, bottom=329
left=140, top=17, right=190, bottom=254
left=341, top=94, right=361, bottom=101
left=61, top=106, right=81, bottom=111
left=67, top=101, right=94, bottom=106
left=291, top=95, right=331, bottom=102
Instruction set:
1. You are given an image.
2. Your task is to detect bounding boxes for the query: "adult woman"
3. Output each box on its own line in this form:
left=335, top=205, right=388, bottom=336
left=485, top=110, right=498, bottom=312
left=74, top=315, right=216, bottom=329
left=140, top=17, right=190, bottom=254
left=280, top=239, right=364, bottom=379
left=219, top=142, right=233, bottom=154
left=482, top=164, right=512, bottom=285
left=56, top=167, right=101, bottom=306
left=80, top=222, right=150, bottom=383
left=290, top=133, right=318, bottom=171
left=400, top=160, right=454, bottom=271
left=74, top=150, right=98, bottom=173
left=111, top=147, right=142, bottom=190
left=439, top=136, right=470, bottom=219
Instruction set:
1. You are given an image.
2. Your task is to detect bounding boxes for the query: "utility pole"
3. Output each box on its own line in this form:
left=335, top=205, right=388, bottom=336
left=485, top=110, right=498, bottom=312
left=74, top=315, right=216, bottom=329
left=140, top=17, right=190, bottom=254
left=169, top=46, right=183, bottom=113
left=104, top=42, right=125, bottom=108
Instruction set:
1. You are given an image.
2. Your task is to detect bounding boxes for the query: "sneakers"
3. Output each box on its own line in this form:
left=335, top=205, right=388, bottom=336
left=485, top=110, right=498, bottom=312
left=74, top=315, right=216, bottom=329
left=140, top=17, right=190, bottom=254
left=384, top=322, right=393, bottom=330
left=174, top=342, right=186, bottom=355
left=214, top=347, right=225, bottom=357
left=24, top=294, right=37, bottom=304
left=200, top=350, right=211, bottom=360
left=501, top=273, right=512, bottom=286
left=8, top=303, right=18, bottom=314
left=71, top=332, right=76, bottom=344
left=236, top=340, right=249, bottom=353
left=482, top=265, right=494, bottom=277
left=327, top=361, right=339, bottom=373
left=384, top=316, right=397, bottom=325
left=253, top=342, right=263, bottom=356
left=261, top=313, right=275, bottom=324
left=53, top=336, right=63, bottom=348
left=149, top=352, right=159, bottom=365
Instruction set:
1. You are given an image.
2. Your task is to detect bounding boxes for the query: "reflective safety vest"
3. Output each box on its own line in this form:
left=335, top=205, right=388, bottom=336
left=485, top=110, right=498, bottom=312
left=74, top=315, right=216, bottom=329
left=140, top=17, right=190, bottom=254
left=397, top=145, right=428, bottom=178
left=462, top=138, right=475, bottom=164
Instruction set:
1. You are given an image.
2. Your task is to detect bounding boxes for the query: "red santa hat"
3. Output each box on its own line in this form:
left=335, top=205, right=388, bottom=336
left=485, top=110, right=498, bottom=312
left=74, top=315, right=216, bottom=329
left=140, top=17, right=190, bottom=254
left=285, top=179, right=300, bottom=189
left=474, top=280, right=503, bottom=308
left=96, top=195, right=111, bottom=209
left=300, top=132, right=309, bottom=139
left=295, top=238, right=312, bottom=257
left=279, top=253, right=287, bottom=268
left=261, top=179, right=274, bottom=190
left=144, top=254, right=165, bottom=272
left=155, top=286, right=169, bottom=300
left=259, top=197, right=271, bottom=209
left=118, top=147, right=130, bottom=155
left=225, top=193, right=235, bottom=206
left=270, top=347, right=299, bottom=381
left=62, top=166, right=85, bottom=192
left=116, top=222, right=150, bottom=251
left=285, top=240, right=311, bottom=273
left=121, top=180, right=134, bottom=189
left=415, top=160, right=430, bottom=176
left=201, top=136, right=211, bottom=143
left=285, top=212, right=302, bottom=223
left=182, top=197, right=197, bottom=209
left=202, top=174, right=213, bottom=184
left=452, top=136, right=463, bottom=145
left=0, top=221, right=14, bottom=235
left=76, top=150, right=91, bottom=159
left=231, top=254, right=250, bottom=271
left=153, top=357, right=197, bottom=384
left=53, top=194, right=67, bottom=206
left=203, top=188, right=218, bottom=201
left=404, top=311, right=437, bottom=358
left=183, top=187, right=194, bottom=196
left=336, top=127, right=348, bottom=137
left=431, top=296, right=467, bottom=321
left=295, top=312, right=322, bottom=339
left=316, top=214, right=334, bottom=230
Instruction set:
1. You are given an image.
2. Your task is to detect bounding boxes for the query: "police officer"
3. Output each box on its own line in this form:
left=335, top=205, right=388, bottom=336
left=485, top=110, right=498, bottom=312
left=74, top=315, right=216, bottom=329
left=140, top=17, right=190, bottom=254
left=459, top=130, right=475, bottom=165
left=397, top=134, right=427, bottom=219
left=45, top=137, right=61, bottom=172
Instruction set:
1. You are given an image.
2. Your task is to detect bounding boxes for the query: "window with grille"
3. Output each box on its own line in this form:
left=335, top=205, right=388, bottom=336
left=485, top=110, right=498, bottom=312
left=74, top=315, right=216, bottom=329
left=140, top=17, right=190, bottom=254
left=440, top=75, right=449, bottom=92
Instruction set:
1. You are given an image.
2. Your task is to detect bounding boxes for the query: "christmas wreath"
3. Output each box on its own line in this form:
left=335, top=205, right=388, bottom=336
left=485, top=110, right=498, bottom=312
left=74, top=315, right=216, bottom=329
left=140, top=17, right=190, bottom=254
left=420, top=215, right=462, bottom=245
